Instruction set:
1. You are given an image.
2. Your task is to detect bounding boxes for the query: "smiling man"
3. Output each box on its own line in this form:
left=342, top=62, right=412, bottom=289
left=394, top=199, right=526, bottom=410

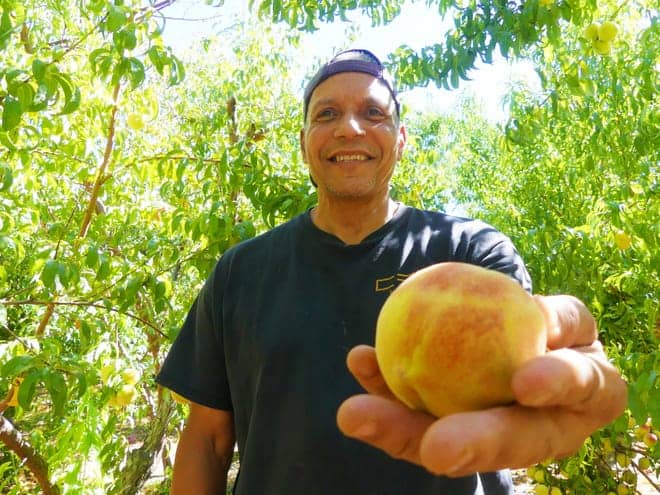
left=157, top=49, right=627, bottom=494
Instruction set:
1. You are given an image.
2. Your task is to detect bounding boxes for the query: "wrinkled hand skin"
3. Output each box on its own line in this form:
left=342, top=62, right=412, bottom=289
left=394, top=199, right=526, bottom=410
left=336, top=295, right=628, bottom=477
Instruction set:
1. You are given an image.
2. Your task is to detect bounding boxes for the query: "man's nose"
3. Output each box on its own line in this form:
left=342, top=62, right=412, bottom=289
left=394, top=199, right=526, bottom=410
left=334, top=113, right=366, bottom=138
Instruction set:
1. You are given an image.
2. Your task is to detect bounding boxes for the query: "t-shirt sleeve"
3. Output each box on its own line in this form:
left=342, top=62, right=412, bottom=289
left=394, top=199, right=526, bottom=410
left=461, top=220, right=532, bottom=293
left=155, top=262, right=233, bottom=411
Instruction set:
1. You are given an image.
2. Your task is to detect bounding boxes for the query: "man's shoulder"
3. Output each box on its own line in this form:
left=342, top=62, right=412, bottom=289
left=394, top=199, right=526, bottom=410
left=218, top=213, right=306, bottom=265
left=405, top=206, right=497, bottom=235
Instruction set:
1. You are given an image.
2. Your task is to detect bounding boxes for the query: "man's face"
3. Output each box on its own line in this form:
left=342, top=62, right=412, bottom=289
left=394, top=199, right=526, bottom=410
left=300, top=72, right=406, bottom=201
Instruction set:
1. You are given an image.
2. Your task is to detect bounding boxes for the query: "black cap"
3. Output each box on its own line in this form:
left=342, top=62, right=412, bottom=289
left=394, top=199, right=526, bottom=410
left=303, top=49, right=400, bottom=120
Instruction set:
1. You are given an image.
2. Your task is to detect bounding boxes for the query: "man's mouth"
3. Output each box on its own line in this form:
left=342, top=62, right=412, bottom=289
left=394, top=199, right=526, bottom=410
left=330, top=154, right=372, bottom=163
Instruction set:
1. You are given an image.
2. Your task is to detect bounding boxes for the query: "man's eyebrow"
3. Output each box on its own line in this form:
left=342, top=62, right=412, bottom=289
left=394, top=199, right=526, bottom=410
left=309, top=97, right=336, bottom=111
left=309, top=96, right=394, bottom=112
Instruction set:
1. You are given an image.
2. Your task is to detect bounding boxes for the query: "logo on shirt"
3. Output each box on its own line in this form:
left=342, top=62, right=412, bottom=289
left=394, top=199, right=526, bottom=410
left=375, top=273, right=410, bottom=292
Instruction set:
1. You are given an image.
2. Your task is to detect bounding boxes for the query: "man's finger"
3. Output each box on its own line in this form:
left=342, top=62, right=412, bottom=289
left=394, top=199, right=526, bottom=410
left=512, top=347, right=605, bottom=407
left=534, top=295, right=598, bottom=349
left=346, top=345, right=395, bottom=399
left=337, top=394, right=434, bottom=465
left=512, top=346, right=627, bottom=423
left=418, top=405, right=586, bottom=477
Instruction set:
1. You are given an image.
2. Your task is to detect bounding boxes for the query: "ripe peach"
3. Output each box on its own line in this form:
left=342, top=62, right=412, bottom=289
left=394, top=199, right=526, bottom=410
left=375, top=262, right=547, bottom=418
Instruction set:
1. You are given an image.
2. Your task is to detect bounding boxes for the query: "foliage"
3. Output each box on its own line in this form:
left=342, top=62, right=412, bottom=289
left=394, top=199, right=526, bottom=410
left=0, top=0, right=657, bottom=493
left=0, top=2, right=313, bottom=492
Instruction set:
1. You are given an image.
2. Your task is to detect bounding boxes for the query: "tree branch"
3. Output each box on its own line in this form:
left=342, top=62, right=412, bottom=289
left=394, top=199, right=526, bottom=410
left=0, top=299, right=167, bottom=338
left=0, top=416, right=61, bottom=495
left=79, top=82, right=121, bottom=238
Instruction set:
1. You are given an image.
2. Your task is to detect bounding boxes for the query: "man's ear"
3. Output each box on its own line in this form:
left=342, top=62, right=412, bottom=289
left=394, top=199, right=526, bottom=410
left=396, top=125, right=407, bottom=160
left=300, top=128, right=308, bottom=164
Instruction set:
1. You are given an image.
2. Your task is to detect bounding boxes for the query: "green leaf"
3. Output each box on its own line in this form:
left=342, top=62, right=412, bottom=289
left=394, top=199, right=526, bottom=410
left=32, top=59, right=48, bottom=81
left=86, top=246, right=99, bottom=268
left=106, top=4, right=127, bottom=33
left=2, top=95, right=22, bottom=131
left=0, top=163, right=12, bottom=191
left=0, top=9, right=12, bottom=50
left=42, top=259, right=59, bottom=289
left=1, top=355, right=34, bottom=376
left=60, top=86, right=81, bottom=115
left=13, top=82, right=35, bottom=111
left=17, top=370, right=41, bottom=410
left=45, top=370, right=67, bottom=416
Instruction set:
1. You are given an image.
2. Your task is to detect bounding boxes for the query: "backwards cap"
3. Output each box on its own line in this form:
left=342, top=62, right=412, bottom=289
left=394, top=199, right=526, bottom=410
left=303, top=49, right=400, bottom=120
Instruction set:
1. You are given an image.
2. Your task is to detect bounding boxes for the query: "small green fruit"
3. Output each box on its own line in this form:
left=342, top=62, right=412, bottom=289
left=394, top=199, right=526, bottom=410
left=127, top=113, right=144, bottom=130
left=593, top=40, right=612, bottom=55
left=584, top=23, right=599, bottom=41
left=535, top=485, right=549, bottom=495
left=638, top=457, right=651, bottom=470
left=121, top=368, right=139, bottom=385
left=598, top=21, right=618, bottom=42
left=643, top=432, right=658, bottom=448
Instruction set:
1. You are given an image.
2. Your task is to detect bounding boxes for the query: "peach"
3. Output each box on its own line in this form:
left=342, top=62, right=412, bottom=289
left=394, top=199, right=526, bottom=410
left=375, top=262, right=546, bottom=417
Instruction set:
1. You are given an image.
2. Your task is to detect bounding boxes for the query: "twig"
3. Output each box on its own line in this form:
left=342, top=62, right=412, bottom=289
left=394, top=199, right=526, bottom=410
left=0, top=299, right=167, bottom=338
left=0, top=416, right=61, bottom=495
left=79, top=82, right=121, bottom=238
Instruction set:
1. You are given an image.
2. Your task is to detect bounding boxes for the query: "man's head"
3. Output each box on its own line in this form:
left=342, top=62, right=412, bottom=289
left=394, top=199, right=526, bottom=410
left=300, top=49, right=406, bottom=201
left=303, top=49, right=400, bottom=124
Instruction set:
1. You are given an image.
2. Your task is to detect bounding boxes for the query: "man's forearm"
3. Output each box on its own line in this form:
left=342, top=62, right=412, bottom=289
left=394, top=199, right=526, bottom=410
left=171, top=425, right=233, bottom=494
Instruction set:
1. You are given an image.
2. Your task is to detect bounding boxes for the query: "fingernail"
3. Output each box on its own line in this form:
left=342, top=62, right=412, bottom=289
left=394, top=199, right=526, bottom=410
left=352, top=420, right=378, bottom=439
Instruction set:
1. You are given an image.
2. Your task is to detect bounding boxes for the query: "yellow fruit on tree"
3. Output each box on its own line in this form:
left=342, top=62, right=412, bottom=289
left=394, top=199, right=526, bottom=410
left=535, top=485, right=549, bottom=495
left=593, top=40, right=612, bottom=55
left=375, top=262, right=546, bottom=418
left=110, top=384, right=137, bottom=407
left=127, top=113, right=144, bottom=130
left=638, top=457, right=651, bottom=471
left=121, top=368, right=139, bottom=385
left=617, top=484, right=629, bottom=495
left=614, top=231, right=632, bottom=250
left=643, top=432, right=658, bottom=448
left=584, top=23, right=599, bottom=41
left=100, top=363, right=116, bottom=383
left=598, top=21, right=618, bottom=42
left=550, top=487, right=562, bottom=495
left=616, top=452, right=630, bottom=468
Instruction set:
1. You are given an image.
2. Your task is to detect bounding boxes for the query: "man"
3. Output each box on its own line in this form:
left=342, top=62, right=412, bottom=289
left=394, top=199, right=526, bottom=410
left=156, top=49, right=627, bottom=494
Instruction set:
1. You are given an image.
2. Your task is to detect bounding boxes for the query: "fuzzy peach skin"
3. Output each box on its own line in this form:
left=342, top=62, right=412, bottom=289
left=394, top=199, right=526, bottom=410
left=375, top=262, right=546, bottom=418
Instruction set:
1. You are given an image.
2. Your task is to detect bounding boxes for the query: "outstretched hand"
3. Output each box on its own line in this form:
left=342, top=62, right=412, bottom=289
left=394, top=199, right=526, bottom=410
left=336, top=295, right=628, bottom=477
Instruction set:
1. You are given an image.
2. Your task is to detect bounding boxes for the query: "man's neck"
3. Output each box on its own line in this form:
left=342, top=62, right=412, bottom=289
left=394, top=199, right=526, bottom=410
left=310, top=196, right=399, bottom=245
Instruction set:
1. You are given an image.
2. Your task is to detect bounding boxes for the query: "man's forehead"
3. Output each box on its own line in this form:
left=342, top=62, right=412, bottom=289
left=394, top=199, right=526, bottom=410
left=308, top=73, right=395, bottom=106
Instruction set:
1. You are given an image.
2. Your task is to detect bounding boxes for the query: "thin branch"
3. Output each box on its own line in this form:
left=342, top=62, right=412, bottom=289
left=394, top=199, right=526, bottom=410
left=0, top=299, right=167, bottom=338
left=0, top=416, right=61, bottom=495
left=56, top=14, right=108, bottom=60
left=34, top=303, right=55, bottom=338
left=160, top=14, right=225, bottom=22
left=79, top=82, right=121, bottom=238
left=31, top=149, right=91, bottom=165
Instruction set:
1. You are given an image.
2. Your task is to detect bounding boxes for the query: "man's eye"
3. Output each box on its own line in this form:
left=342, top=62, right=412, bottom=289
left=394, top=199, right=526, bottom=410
left=366, top=107, right=386, bottom=119
left=315, top=109, right=337, bottom=120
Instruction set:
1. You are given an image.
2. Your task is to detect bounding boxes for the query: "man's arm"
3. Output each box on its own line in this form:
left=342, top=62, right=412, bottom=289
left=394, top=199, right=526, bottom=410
left=172, top=402, right=236, bottom=494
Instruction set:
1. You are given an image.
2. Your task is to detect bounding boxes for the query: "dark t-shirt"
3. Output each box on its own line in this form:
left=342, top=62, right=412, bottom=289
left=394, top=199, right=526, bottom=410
left=157, top=204, right=531, bottom=494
